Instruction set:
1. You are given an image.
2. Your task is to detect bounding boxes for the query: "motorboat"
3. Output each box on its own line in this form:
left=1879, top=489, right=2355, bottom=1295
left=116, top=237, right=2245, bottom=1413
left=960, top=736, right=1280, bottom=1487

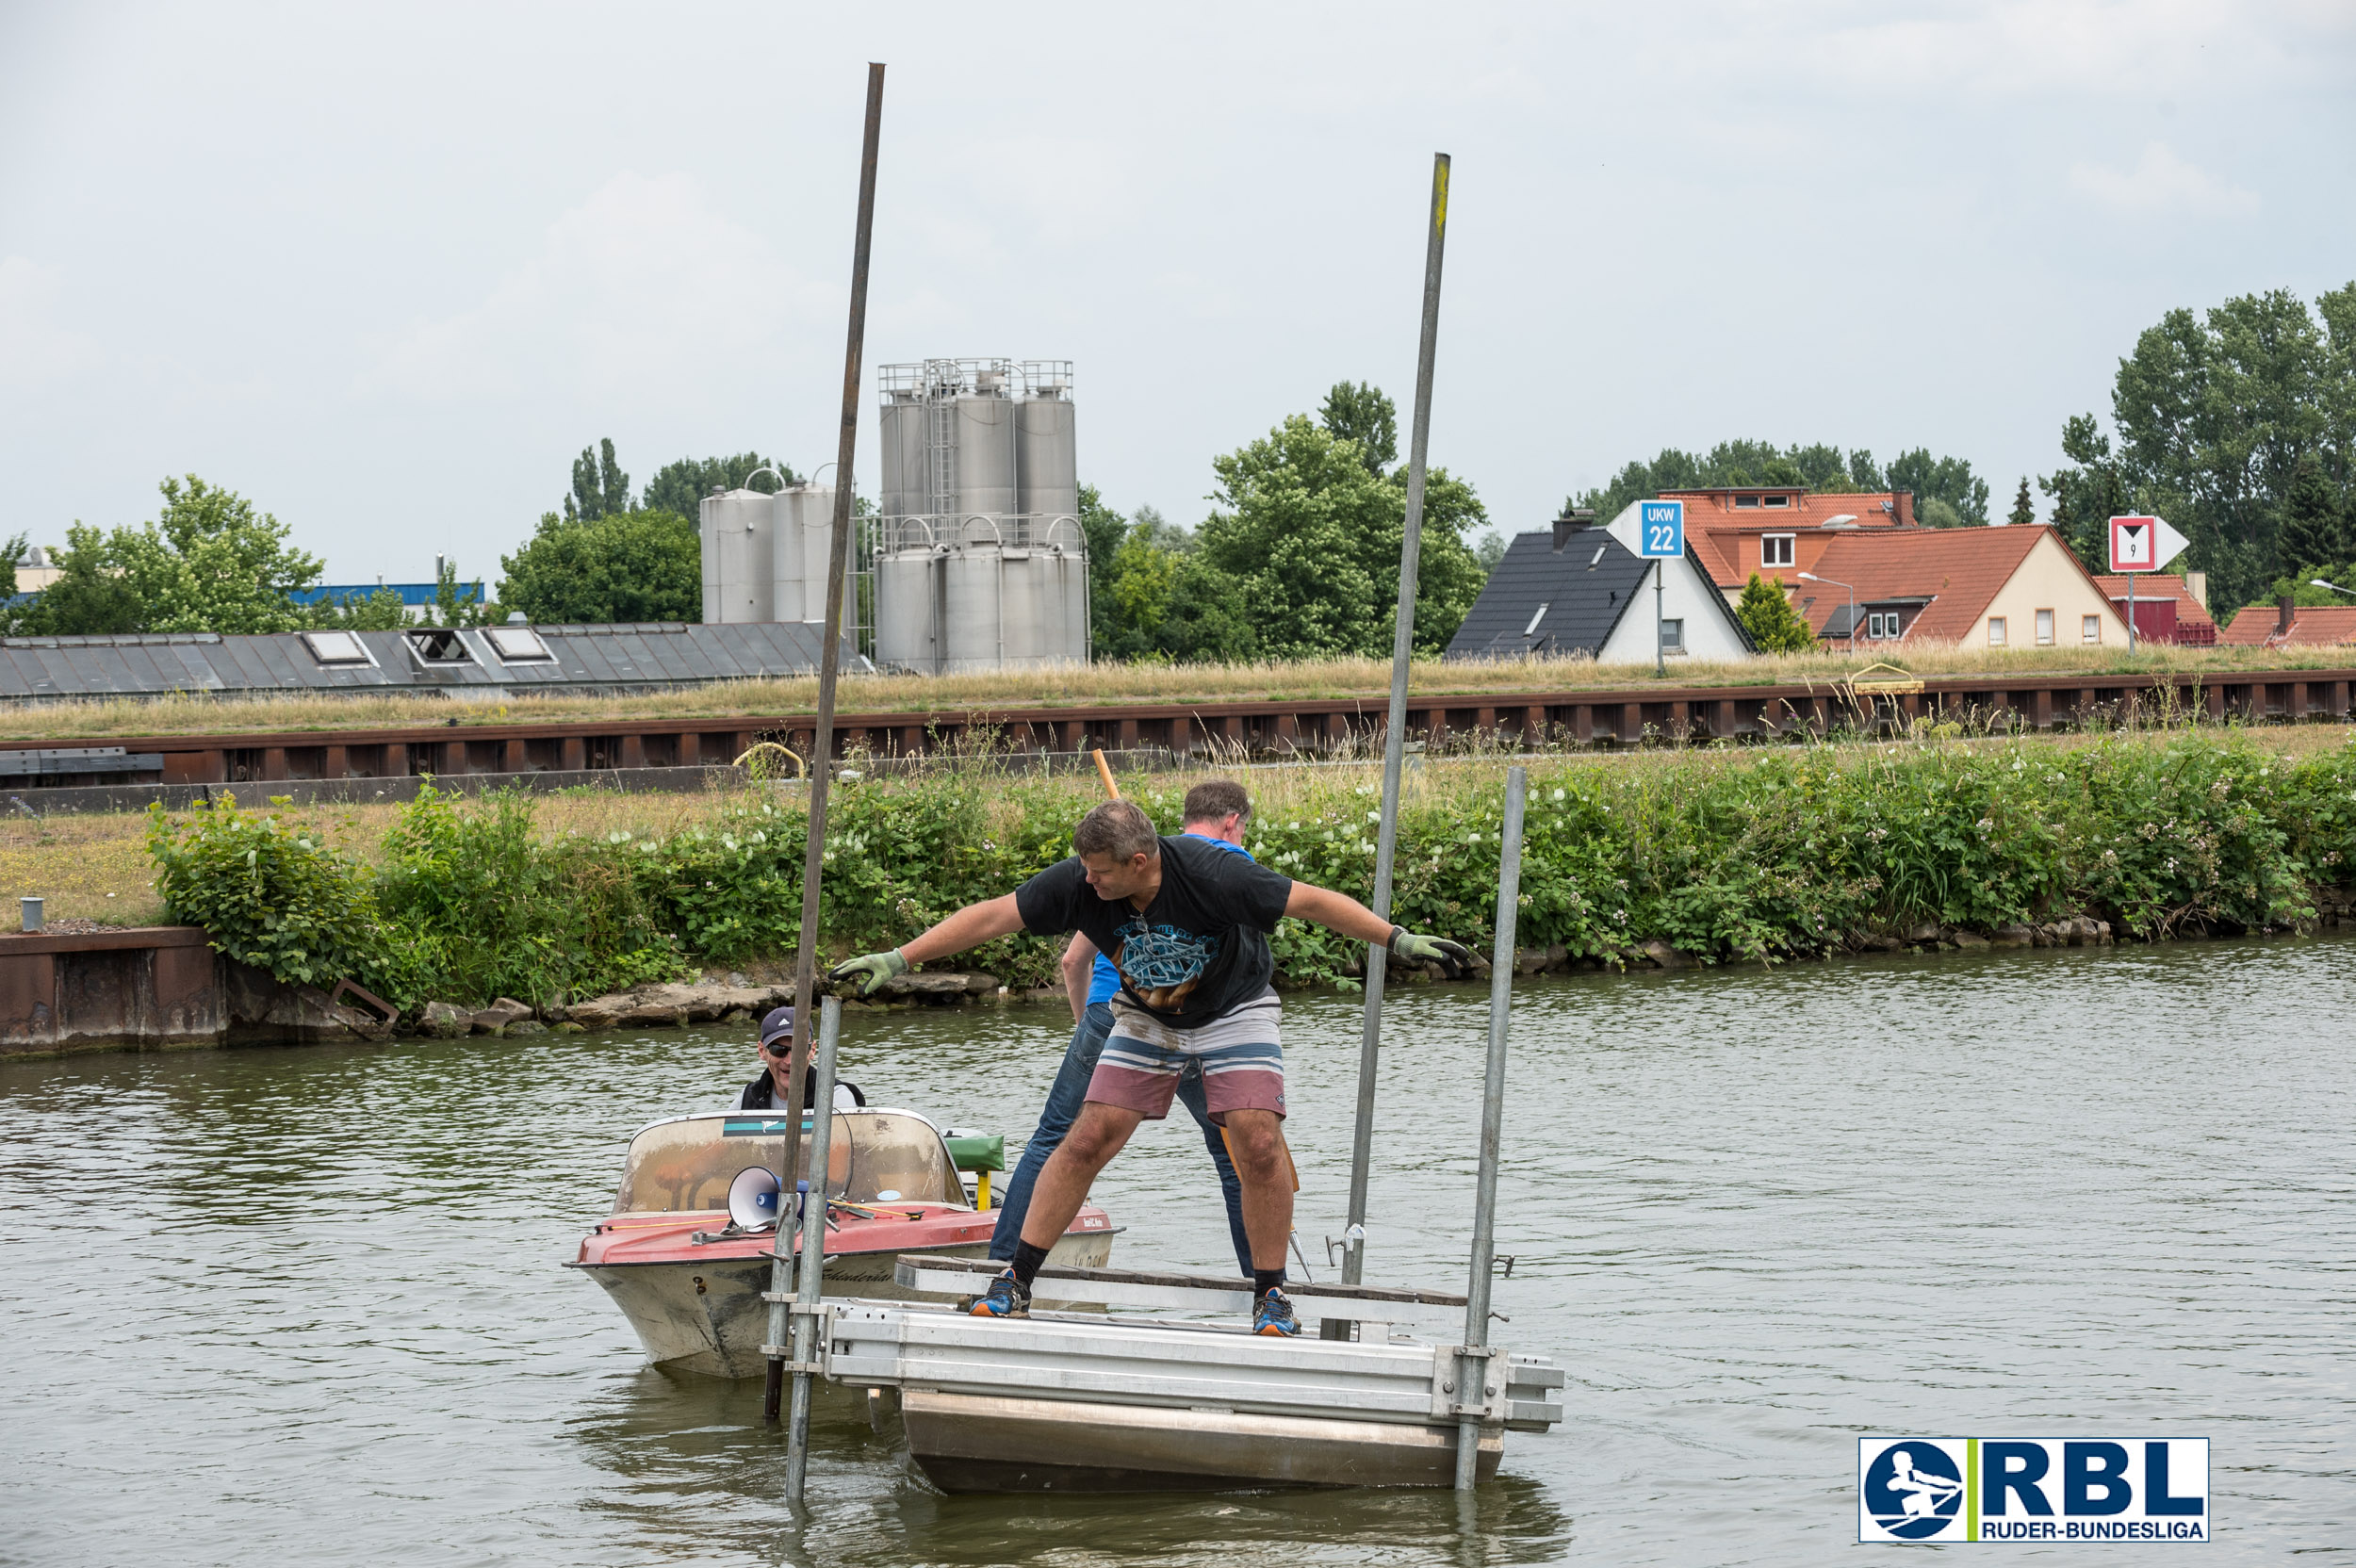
left=571, top=1106, right=1117, bottom=1378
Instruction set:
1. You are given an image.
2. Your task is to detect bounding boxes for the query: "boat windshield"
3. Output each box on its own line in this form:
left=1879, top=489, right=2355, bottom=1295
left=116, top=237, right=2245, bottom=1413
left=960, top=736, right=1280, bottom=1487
left=611, top=1109, right=967, bottom=1216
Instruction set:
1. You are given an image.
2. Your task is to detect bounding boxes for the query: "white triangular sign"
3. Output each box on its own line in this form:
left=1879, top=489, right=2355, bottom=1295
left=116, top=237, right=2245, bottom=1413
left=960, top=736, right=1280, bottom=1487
left=2149, top=514, right=2189, bottom=566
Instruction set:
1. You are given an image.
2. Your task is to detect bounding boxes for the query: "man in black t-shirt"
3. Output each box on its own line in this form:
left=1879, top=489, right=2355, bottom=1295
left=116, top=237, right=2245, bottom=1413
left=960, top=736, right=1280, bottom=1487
left=832, top=798, right=1471, bottom=1334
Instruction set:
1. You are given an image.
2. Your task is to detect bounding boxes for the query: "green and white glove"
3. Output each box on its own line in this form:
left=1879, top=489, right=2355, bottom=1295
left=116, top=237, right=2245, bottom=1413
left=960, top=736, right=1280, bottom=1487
left=1388, top=926, right=1474, bottom=977
left=829, top=949, right=909, bottom=996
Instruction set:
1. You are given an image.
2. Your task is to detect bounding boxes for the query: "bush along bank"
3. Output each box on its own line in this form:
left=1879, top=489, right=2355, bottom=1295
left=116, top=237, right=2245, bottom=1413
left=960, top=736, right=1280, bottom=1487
left=143, top=733, right=2356, bottom=1028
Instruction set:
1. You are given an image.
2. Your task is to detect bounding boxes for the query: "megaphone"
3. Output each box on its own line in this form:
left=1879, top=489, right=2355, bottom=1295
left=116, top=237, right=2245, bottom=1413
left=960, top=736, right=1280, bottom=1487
left=728, top=1167, right=785, bottom=1231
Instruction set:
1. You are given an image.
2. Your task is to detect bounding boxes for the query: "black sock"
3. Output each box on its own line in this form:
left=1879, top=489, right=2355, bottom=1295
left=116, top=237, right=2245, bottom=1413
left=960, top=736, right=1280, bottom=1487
left=1253, top=1267, right=1286, bottom=1298
left=1010, top=1239, right=1051, bottom=1288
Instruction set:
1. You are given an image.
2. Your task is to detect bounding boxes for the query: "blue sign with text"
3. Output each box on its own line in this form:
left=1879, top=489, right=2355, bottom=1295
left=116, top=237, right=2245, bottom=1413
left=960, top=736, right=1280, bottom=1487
left=1639, top=499, right=1685, bottom=559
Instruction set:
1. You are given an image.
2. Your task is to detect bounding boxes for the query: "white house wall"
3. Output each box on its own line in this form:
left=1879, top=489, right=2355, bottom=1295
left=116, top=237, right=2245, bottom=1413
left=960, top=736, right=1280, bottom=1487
left=1598, top=501, right=1754, bottom=662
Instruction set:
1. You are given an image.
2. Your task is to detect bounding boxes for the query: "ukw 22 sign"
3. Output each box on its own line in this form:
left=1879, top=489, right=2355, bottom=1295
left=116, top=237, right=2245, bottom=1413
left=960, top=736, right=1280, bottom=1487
left=1857, top=1436, right=2209, bottom=1544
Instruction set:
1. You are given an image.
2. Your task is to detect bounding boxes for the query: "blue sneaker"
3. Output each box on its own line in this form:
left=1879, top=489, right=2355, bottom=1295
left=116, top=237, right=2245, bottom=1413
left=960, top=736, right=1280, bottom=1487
left=967, top=1266, right=1031, bottom=1319
left=1252, top=1287, right=1301, bottom=1336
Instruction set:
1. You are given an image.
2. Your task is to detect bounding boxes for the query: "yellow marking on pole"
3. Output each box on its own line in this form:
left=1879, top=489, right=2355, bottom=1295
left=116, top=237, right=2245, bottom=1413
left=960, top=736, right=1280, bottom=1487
left=1432, top=155, right=1449, bottom=231
left=975, top=1169, right=991, bottom=1210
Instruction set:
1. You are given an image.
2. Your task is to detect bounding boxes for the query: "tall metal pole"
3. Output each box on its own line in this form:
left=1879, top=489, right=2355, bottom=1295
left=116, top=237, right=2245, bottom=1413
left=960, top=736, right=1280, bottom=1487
left=1335, top=153, right=1449, bottom=1328
left=784, top=996, right=843, bottom=1507
left=1654, top=560, right=1666, bottom=678
left=1455, top=765, right=1527, bottom=1490
left=767, top=59, right=884, bottom=1424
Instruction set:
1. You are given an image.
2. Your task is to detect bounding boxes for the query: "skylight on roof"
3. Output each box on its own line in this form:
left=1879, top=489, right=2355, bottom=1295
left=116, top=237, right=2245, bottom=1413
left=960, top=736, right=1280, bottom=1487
left=1523, top=603, right=1550, bottom=637
left=301, top=630, right=370, bottom=666
left=485, top=627, right=554, bottom=662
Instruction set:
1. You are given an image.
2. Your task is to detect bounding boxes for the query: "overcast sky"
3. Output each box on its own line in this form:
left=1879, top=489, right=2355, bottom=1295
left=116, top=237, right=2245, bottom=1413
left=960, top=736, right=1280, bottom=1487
left=3, top=3, right=2350, bottom=582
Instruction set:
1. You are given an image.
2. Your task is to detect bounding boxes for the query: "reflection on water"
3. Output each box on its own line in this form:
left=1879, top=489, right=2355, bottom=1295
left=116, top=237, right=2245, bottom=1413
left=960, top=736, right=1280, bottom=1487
left=3, top=935, right=2351, bottom=1565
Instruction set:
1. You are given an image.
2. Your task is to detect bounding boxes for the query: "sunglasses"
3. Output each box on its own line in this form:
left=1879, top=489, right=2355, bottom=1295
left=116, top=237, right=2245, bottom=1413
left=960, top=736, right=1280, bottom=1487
left=761, top=1038, right=797, bottom=1057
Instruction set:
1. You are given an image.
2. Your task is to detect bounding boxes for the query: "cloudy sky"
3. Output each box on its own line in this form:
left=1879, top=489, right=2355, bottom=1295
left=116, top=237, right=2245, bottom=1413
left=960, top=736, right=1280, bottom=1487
left=3, top=3, right=2350, bottom=582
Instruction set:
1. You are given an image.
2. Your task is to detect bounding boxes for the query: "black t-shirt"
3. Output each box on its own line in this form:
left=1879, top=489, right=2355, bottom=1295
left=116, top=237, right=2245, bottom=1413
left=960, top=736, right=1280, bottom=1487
left=1015, top=834, right=1295, bottom=1028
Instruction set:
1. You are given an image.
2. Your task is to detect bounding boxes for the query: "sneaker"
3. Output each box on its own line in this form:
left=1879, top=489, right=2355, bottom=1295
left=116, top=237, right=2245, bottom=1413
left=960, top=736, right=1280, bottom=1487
left=1252, top=1287, right=1301, bottom=1337
left=966, top=1266, right=1031, bottom=1319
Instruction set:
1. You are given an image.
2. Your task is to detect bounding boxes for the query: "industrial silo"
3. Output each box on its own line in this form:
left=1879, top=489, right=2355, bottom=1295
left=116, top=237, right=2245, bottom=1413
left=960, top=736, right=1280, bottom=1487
left=1015, top=368, right=1077, bottom=531
left=770, top=484, right=839, bottom=625
left=700, top=488, right=774, bottom=624
left=870, top=357, right=1089, bottom=670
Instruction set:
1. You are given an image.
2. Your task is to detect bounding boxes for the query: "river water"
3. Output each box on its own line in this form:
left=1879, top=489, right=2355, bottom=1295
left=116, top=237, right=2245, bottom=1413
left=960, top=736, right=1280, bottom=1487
left=2, top=937, right=2350, bottom=1566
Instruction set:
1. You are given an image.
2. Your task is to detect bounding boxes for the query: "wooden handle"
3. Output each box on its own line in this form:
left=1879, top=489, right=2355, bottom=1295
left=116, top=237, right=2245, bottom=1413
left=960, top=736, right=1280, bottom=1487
left=1091, top=747, right=1120, bottom=800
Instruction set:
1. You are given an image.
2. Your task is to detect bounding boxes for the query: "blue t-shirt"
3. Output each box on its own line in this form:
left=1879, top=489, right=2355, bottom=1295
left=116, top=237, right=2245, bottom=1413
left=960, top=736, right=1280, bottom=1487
left=1085, top=832, right=1257, bottom=1005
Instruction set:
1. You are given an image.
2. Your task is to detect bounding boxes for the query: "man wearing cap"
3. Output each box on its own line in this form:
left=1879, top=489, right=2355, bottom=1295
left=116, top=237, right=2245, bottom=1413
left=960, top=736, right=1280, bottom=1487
left=832, top=796, right=1471, bottom=1334
left=739, top=1004, right=865, bottom=1113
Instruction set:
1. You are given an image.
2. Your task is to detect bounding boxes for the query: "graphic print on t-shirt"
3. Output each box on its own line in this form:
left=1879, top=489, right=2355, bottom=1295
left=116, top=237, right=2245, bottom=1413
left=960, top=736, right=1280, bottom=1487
left=1111, top=919, right=1222, bottom=1010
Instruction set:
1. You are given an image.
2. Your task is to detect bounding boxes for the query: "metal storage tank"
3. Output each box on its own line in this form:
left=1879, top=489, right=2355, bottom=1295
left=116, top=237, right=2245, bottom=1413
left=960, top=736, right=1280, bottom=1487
left=770, top=484, right=839, bottom=624
left=1015, top=386, right=1077, bottom=528
left=1044, top=517, right=1090, bottom=664
left=878, top=392, right=929, bottom=520
left=954, top=388, right=1018, bottom=517
left=874, top=539, right=943, bottom=674
left=941, top=524, right=1004, bottom=672
left=700, top=489, right=774, bottom=624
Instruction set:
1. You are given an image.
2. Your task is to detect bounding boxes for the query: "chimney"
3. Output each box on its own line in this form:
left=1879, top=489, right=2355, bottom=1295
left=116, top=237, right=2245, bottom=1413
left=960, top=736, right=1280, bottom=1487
left=1551, top=507, right=1594, bottom=552
left=2184, top=571, right=2208, bottom=611
left=2278, top=596, right=2297, bottom=637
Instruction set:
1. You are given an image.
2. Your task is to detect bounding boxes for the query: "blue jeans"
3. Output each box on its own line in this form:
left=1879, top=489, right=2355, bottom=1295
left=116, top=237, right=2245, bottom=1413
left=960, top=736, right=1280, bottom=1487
left=990, top=1002, right=1253, bottom=1278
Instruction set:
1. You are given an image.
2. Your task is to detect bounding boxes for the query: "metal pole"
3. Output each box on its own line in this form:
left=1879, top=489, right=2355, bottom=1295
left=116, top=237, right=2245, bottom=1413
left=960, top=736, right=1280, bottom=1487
left=1455, top=765, right=1526, bottom=1491
left=770, top=59, right=884, bottom=1422
left=2128, top=571, right=2137, bottom=654
left=784, top=996, right=843, bottom=1508
left=1654, top=559, right=1665, bottom=678
left=1335, top=152, right=1449, bottom=1328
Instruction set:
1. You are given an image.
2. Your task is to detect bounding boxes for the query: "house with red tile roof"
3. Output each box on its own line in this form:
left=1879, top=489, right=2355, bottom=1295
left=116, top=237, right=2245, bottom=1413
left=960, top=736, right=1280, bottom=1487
left=1673, top=486, right=1917, bottom=596
left=2216, top=601, right=2356, bottom=647
left=2091, top=573, right=2217, bottom=645
left=1771, top=524, right=2131, bottom=649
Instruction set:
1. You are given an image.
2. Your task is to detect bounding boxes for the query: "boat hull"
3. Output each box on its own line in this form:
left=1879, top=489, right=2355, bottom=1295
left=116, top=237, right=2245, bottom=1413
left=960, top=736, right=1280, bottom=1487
left=580, top=1232, right=1115, bottom=1380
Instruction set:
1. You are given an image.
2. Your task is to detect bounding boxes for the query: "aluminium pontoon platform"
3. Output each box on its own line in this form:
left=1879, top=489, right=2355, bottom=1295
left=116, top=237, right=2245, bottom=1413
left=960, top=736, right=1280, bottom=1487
left=795, top=1255, right=1564, bottom=1493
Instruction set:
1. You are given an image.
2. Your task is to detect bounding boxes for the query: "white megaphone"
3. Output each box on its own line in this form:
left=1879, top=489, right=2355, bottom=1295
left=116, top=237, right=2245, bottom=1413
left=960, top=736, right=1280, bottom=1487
left=728, top=1166, right=787, bottom=1231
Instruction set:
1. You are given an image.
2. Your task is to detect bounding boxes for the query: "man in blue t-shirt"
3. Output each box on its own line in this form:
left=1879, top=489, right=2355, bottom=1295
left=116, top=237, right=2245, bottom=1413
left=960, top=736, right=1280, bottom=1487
left=986, top=781, right=1257, bottom=1278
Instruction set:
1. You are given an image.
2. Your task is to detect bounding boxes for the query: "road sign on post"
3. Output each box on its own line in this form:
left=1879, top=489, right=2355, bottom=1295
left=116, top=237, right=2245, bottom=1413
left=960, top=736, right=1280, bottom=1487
left=1639, top=500, right=1685, bottom=560
left=2108, top=514, right=2187, bottom=573
left=1640, top=500, right=1683, bottom=678
left=2108, top=514, right=2188, bottom=655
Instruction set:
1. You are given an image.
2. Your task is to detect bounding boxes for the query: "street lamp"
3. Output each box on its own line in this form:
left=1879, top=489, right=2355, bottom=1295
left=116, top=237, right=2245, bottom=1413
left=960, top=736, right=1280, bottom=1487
left=1797, top=570, right=1856, bottom=651
left=2311, top=579, right=2356, bottom=598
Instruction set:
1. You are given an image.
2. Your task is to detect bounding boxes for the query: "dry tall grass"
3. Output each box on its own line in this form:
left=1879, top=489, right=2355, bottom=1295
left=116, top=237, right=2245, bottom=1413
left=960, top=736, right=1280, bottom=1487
left=5, top=643, right=2353, bottom=743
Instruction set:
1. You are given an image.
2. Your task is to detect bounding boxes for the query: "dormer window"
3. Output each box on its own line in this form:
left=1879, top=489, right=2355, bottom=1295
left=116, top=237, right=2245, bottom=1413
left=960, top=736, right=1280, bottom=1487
left=1761, top=495, right=1789, bottom=507
left=1734, top=495, right=1760, bottom=508
left=1761, top=534, right=1795, bottom=568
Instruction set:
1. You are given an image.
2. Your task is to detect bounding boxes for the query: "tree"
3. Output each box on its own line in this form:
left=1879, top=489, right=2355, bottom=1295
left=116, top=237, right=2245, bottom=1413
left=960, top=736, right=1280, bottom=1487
left=564, top=438, right=632, bottom=521
left=2039, top=414, right=2127, bottom=575
left=2277, top=453, right=2348, bottom=574
left=2095, top=284, right=2355, bottom=613
left=1318, top=382, right=1399, bottom=473
left=303, top=586, right=412, bottom=630
left=16, top=476, right=324, bottom=636
left=1567, top=440, right=1981, bottom=522
left=641, top=452, right=798, bottom=521
left=2008, top=478, right=2037, bottom=528
left=1735, top=572, right=1817, bottom=653
left=1077, top=483, right=1128, bottom=655
left=1474, top=531, right=1508, bottom=571
left=499, top=509, right=699, bottom=623
left=1198, top=414, right=1485, bottom=659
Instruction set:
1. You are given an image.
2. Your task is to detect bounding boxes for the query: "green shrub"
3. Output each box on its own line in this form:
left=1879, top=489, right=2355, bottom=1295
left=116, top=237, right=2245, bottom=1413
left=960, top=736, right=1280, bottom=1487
left=145, top=796, right=389, bottom=992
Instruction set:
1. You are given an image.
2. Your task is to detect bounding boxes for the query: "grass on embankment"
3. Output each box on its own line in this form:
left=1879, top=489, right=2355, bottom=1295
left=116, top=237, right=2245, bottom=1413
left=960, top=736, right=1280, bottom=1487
left=6, top=644, right=2355, bottom=743
left=22, top=727, right=2356, bottom=1028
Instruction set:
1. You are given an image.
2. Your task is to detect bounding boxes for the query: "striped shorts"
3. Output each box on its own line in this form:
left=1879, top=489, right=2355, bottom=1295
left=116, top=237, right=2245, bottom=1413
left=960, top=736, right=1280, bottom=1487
left=1086, top=992, right=1285, bottom=1122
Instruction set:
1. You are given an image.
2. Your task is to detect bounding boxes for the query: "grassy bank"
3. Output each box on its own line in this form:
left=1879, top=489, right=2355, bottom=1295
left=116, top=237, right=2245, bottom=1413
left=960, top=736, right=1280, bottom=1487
left=108, top=727, right=2356, bottom=1015
left=8, top=645, right=2356, bottom=742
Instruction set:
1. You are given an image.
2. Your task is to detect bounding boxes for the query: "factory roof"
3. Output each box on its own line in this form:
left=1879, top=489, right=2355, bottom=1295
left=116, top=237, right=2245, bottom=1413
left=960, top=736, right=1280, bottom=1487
left=0, top=621, right=859, bottom=701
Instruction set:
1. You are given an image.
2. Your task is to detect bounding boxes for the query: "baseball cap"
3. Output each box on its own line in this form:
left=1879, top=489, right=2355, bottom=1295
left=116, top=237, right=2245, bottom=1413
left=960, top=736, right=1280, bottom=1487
left=758, top=1005, right=797, bottom=1051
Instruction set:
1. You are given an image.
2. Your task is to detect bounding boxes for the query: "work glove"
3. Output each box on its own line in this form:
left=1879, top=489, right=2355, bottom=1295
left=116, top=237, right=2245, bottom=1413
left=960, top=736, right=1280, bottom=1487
left=1389, top=926, right=1475, bottom=978
left=829, top=949, right=909, bottom=996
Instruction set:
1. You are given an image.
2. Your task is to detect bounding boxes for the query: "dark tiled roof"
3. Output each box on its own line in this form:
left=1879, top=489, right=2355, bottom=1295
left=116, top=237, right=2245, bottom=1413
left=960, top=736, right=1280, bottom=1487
left=1446, top=530, right=1649, bottom=661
